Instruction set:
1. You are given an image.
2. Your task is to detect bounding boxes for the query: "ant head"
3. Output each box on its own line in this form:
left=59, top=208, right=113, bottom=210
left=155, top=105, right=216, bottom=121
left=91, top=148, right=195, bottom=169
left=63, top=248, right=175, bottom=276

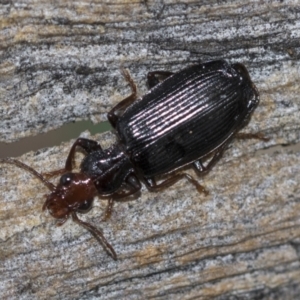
left=43, top=172, right=97, bottom=220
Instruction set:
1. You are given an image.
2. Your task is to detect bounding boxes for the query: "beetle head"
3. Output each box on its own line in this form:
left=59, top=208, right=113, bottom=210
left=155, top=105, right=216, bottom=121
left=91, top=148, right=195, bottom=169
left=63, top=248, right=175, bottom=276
left=43, top=172, right=97, bottom=221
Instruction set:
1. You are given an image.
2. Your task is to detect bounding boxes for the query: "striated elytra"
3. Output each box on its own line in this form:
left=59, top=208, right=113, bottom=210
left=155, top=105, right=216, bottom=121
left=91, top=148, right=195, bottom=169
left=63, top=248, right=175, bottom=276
left=1, top=60, right=264, bottom=259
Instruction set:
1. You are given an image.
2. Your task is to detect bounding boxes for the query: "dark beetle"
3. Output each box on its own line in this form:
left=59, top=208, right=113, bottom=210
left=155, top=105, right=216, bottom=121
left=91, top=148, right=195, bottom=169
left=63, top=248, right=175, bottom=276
left=1, top=60, right=265, bottom=259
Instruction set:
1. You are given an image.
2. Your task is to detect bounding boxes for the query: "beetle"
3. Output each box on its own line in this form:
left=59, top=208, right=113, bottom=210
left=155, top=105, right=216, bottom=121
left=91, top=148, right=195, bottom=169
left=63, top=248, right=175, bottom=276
left=0, top=60, right=266, bottom=259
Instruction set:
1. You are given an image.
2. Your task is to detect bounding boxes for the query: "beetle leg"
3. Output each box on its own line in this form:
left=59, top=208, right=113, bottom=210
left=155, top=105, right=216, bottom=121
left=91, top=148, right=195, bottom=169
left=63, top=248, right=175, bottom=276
left=65, top=138, right=102, bottom=171
left=108, top=69, right=138, bottom=128
left=235, top=132, right=269, bottom=141
left=193, top=142, right=229, bottom=175
left=147, top=71, right=174, bottom=88
left=43, top=168, right=67, bottom=179
left=113, top=175, right=141, bottom=200
left=192, top=131, right=268, bottom=176
left=102, top=199, right=114, bottom=222
left=43, top=138, right=103, bottom=177
left=102, top=174, right=142, bottom=221
left=192, top=160, right=206, bottom=173
left=193, top=157, right=218, bottom=175
left=144, top=173, right=208, bottom=195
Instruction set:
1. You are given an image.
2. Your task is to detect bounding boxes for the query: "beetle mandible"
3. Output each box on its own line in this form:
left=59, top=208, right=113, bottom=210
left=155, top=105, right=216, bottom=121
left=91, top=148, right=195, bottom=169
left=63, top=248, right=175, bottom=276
left=1, top=60, right=267, bottom=259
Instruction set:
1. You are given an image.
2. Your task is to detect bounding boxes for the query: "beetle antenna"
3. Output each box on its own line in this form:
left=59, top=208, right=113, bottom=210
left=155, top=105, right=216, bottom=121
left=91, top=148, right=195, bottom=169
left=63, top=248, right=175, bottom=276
left=0, top=158, right=55, bottom=191
left=71, top=212, right=117, bottom=260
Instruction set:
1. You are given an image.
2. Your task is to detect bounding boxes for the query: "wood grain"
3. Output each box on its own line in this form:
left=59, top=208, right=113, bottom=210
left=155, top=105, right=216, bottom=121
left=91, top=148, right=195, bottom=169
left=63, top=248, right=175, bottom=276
left=0, top=1, right=300, bottom=299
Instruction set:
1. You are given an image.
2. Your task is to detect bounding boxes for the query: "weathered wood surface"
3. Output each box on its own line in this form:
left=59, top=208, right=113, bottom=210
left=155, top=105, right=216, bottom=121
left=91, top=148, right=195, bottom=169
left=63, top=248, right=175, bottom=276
left=0, top=0, right=300, bottom=299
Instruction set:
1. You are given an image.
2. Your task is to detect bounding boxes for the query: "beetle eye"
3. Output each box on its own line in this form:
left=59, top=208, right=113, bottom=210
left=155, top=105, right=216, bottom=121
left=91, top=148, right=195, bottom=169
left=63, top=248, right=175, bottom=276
left=60, top=173, right=74, bottom=186
left=77, top=199, right=93, bottom=213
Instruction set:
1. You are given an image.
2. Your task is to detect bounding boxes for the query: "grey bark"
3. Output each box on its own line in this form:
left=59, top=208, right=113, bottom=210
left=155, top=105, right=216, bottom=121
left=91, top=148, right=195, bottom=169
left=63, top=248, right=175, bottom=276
left=0, top=1, right=300, bottom=299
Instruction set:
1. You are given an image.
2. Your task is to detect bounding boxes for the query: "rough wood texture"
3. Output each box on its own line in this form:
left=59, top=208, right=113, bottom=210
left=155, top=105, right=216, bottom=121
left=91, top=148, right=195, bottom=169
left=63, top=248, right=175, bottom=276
left=0, top=0, right=300, bottom=299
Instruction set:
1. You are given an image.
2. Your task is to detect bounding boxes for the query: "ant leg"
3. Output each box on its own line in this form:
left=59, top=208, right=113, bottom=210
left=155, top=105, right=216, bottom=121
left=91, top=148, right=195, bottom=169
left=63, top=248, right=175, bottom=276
left=235, top=132, right=269, bottom=141
left=108, top=69, right=138, bottom=128
left=72, top=212, right=117, bottom=260
left=102, top=174, right=141, bottom=221
left=144, top=173, right=208, bottom=195
left=147, top=71, right=174, bottom=88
